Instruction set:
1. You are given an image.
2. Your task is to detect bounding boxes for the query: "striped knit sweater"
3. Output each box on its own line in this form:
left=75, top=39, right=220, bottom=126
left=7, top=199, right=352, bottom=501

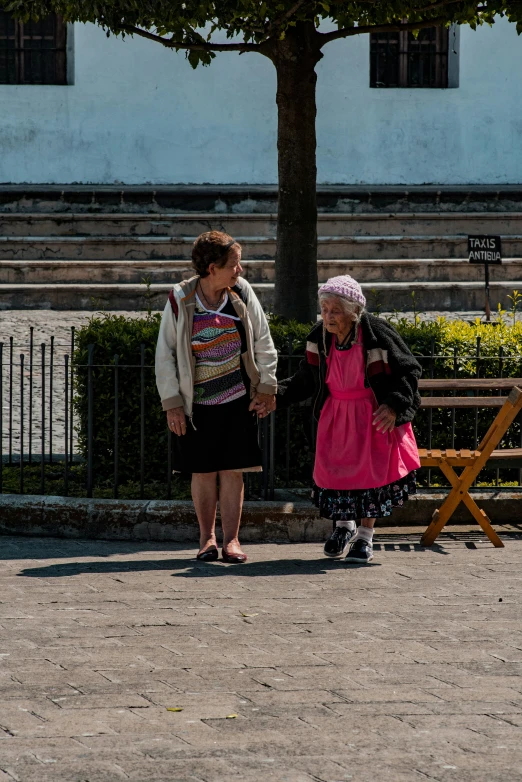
left=192, top=297, right=247, bottom=405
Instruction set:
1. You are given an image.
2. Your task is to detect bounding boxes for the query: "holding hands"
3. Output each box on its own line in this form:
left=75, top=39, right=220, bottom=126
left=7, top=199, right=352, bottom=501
left=249, top=392, right=276, bottom=419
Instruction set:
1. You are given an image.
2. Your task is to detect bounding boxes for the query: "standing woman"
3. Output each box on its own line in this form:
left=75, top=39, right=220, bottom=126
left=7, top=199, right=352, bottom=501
left=155, top=231, right=277, bottom=563
left=276, top=275, right=421, bottom=564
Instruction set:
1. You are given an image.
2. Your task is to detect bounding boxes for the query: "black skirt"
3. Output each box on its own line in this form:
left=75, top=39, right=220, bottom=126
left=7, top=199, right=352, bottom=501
left=313, top=471, right=417, bottom=521
left=172, top=395, right=262, bottom=474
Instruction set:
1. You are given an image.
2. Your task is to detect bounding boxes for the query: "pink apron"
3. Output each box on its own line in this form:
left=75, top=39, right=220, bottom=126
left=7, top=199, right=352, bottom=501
left=313, top=334, right=420, bottom=491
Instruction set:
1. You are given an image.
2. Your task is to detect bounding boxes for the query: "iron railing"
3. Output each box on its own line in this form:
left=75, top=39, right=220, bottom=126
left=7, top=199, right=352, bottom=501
left=1, top=328, right=522, bottom=500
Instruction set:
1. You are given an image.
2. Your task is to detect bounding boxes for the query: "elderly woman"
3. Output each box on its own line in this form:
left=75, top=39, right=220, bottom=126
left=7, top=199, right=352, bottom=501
left=155, top=231, right=277, bottom=564
left=276, top=275, right=421, bottom=564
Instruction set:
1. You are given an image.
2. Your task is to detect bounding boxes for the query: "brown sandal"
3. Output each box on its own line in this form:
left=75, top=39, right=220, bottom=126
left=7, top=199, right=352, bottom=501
left=222, top=548, right=247, bottom=564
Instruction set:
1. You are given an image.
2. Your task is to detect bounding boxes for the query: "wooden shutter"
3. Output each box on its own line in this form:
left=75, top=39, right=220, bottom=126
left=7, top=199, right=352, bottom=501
left=0, top=7, right=67, bottom=85
left=371, top=25, right=449, bottom=88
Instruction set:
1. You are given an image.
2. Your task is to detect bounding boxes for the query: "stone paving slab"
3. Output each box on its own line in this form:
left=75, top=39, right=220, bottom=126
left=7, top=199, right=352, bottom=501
left=1, top=532, right=522, bottom=781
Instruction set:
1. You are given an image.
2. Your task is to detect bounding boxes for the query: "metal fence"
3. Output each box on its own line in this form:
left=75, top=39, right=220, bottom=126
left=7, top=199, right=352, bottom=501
left=1, top=328, right=522, bottom=500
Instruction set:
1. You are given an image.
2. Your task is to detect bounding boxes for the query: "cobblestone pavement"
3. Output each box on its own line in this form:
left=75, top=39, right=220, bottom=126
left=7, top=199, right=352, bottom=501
left=1, top=532, right=522, bottom=781
left=0, top=311, right=145, bottom=355
left=0, top=312, right=142, bottom=457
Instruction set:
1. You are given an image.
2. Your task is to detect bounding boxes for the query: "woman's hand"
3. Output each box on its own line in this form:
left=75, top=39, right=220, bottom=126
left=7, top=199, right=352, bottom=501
left=166, top=406, right=187, bottom=436
left=249, top=393, right=276, bottom=418
left=372, top=404, right=397, bottom=433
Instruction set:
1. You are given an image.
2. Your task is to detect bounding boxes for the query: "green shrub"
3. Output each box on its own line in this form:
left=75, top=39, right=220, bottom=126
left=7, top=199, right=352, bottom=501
left=1, top=462, right=192, bottom=500
left=74, top=313, right=166, bottom=488
left=73, top=312, right=522, bottom=492
left=387, top=315, right=522, bottom=485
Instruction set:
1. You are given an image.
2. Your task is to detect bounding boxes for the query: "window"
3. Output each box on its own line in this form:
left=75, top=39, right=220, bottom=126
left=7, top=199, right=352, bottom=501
left=370, top=26, right=449, bottom=88
left=0, top=7, right=67, bottom=84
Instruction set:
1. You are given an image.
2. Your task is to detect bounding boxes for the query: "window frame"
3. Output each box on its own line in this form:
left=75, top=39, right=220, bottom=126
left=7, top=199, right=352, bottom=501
left=0, top=8, right=67, bottom=85
left=370, top=24, right=452, bottom=89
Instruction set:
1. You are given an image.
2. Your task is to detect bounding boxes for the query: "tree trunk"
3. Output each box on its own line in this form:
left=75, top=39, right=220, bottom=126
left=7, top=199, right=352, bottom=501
left=270, top=23, right=322, bottom=323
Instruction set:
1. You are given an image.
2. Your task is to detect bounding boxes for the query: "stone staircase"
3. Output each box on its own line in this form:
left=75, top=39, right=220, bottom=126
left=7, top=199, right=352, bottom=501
left=2, top=186, right=522, bottom=312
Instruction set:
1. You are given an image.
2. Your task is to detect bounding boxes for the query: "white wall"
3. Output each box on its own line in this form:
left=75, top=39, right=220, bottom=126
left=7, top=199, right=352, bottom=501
left=317, top=19, right=522, bottom=184
left=0, top=17, right=521, bottom=185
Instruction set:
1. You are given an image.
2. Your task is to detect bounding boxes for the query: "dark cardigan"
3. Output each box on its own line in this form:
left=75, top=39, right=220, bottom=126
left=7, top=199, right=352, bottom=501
left=278, top=313, right=422, bottom=426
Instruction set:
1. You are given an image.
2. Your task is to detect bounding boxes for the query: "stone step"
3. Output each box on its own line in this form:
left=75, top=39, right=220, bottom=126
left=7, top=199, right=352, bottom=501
left=2, top=258, right=522, bottom=285
left=2, top=184, right=522, bottom=214
left=2, top=281, right=521, bottom=312
left=2, top=234, right=522, bottom=260
left=1, top=211, right=522, bottom=237
left=0, top=214, right=277, bottom=238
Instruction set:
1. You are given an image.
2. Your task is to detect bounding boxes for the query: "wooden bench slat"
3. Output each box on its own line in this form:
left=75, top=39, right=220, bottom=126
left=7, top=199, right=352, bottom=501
left=420, top=397, right=506, bottom=408
left=490, top=448, right=522, bottom=459
left=419, top=449, right=522, bottom=458
left=446, top=452, right=479, bottom=464
left=419, top=379, right=522, bottom=390
left=419, top=448, right=522, bottom=468
left=420, top=457, right=477, bottom=466
left=418, top=385, right=522, bottom=470
left=487, top=460, right=522, bottom=469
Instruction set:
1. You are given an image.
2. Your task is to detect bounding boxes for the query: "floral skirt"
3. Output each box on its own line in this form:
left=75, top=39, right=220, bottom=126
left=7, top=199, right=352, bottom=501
left=313, top=471, right=417, bottom=521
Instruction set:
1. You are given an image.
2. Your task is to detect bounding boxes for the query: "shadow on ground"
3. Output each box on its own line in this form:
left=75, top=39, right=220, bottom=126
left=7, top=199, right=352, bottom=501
left=14, top=542, right=470, bottom=579
left=16, top=556, right=387, bottom=579
left=5, top=532, right=521, bottom=578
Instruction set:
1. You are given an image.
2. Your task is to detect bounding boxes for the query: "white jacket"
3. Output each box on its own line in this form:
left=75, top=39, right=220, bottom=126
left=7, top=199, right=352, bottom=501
left=155, top=276, right=278, bottom=419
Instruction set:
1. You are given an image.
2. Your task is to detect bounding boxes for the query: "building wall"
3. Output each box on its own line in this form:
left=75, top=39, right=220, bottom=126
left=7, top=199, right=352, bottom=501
left=0, top=17, right=521, bottom=185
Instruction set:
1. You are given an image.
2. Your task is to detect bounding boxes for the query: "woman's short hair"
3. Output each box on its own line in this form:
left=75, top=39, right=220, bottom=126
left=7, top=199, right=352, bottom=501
left=192, top=231, right=239, bottom=278
left=319, top=292, right=364, bottom=319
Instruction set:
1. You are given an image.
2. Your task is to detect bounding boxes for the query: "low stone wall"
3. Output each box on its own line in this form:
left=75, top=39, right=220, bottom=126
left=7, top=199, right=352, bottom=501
left=1, top=492, right=521, bottom=542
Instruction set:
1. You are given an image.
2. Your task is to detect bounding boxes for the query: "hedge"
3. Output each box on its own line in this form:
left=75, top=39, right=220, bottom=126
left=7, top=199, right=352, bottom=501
left=73, top=311, right=522, bottom=491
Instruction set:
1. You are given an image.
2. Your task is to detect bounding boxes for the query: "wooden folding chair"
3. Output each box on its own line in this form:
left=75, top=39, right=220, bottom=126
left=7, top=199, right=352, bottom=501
left=419, top=386, right=522, bottom=548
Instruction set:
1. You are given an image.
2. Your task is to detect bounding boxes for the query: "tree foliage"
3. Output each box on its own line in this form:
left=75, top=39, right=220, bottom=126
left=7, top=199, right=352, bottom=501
left=7, top=0, right=522, bottom=67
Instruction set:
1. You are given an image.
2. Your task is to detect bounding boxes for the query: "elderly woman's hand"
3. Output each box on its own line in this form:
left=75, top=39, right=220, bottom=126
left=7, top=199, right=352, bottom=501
left=166, top=406, right=187, bottom=436
left=372, top=404, right=397, bottom=433
left=249, top=393, right=276, bottom=418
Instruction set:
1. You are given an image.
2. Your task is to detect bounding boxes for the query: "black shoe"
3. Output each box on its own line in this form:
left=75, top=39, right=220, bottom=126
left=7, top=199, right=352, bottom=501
left=345, top=538, right=374, bottom=564
left=323, top=525, right=355, bottom=558
left=196, top=546, right=219, bottom=562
